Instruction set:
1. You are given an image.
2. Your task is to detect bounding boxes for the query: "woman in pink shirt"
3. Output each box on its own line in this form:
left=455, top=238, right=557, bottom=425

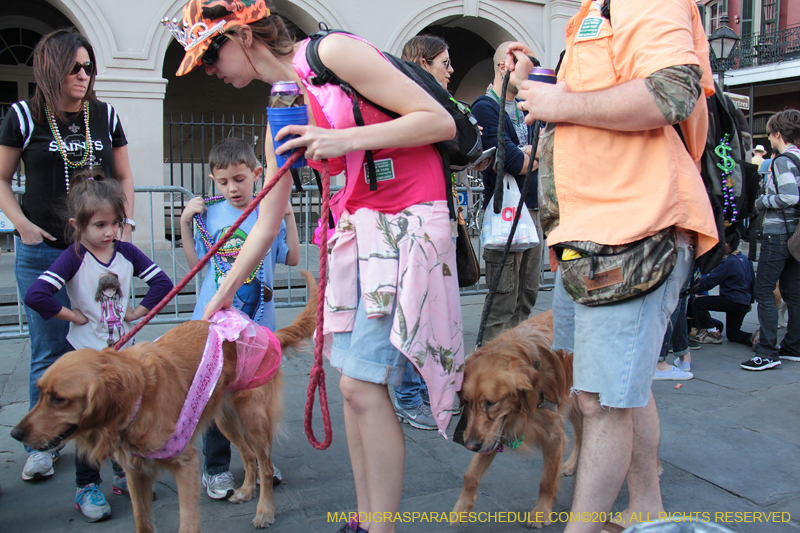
left=166, top=1, right=464, bottom=532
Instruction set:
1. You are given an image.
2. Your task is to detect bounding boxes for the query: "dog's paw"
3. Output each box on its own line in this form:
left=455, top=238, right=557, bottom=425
left=561, top=459, right=577, bottom=477
left=252, top=511, right=275, bottom=529
left=527, top=515, right=551, bottom=529
left=450, top=498, right=474, bottom=525
left=229, top=488, right=255, bottom=504
left=527, top=503, right=552, bottom=529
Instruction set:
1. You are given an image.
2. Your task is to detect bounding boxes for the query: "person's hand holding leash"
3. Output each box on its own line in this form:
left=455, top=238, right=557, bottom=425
left=274, top=124, right=352, bottom=161
left=504, top=43, right=571, bottom=126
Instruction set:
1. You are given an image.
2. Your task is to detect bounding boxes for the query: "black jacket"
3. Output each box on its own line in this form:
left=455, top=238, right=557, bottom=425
left=471, top=94, right=538, bottom=210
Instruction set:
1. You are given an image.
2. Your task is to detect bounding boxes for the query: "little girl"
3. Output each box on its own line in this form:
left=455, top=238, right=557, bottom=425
left=25, top=167, right=173, bottom=523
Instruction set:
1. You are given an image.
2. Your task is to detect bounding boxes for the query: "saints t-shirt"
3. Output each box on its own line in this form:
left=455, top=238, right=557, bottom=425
left=24, top=241, right=173, bottom=351
left=0, top=99, right=128, bottom=248
left=192, top=200, right=290, bottom=331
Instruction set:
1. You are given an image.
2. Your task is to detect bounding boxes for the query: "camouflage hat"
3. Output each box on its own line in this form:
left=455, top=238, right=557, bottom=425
left=163, top=0, right=270, bottom=76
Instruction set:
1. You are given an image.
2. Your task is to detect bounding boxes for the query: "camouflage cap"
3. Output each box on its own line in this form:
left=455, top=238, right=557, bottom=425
left=163, top=0, right=270, bottom=76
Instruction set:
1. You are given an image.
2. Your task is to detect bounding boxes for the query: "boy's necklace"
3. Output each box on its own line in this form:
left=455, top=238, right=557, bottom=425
left=193, top=196, right=266, bottom=323
left=193, top=196, right=264, bottom=284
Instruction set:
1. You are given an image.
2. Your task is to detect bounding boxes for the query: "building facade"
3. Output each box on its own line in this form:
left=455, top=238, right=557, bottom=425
left=698, top=0, right=800, bottom=149
left=0, top=0, right=581, bottom=241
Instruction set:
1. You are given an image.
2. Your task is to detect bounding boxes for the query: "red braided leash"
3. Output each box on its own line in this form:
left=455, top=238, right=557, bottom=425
left=113, top=149, right=305, bottom=351
left=304, top=160, right=332, bottom=450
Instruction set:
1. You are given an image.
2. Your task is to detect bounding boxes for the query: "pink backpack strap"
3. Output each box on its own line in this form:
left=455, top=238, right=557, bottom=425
left=292, top=35, right=387, bottom=217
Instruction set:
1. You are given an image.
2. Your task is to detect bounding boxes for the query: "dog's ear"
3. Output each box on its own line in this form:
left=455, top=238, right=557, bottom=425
left=80, top=351, right=135, bottom=430
left=507, top=358, right=536, bottom=392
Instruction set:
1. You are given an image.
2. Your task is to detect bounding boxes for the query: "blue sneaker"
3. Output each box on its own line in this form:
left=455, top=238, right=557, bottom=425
left=75, top=483, right=111, bottom=522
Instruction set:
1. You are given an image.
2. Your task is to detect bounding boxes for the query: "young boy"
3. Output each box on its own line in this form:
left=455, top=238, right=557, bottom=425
left=180, top=138, right=299, bottom=500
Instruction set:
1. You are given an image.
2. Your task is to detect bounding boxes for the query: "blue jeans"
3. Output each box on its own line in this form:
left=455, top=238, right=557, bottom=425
left=203, top=422, right=232, bottom=475
left=15, top=238, right=72, bottom=453
left=755, top=233, right=800, bottom=359
left=393, top=363, right=429, bottom=410
left=660, top=292, right=690, bottom=362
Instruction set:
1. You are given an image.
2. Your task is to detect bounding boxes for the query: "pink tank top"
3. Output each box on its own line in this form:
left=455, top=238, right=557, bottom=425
left=294, top=37, right=446, bottom=215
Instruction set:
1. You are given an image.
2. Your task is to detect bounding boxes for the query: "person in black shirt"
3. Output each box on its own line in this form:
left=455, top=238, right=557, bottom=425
left=0, top=28, right=135, bottom=522
left=471, top=42, right=543, bottom=342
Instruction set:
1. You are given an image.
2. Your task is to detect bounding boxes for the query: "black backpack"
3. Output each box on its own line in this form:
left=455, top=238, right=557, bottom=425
left=598, top=0, right=758, bottom=276
left=304, top=25, right=483, bottom=217
left=678, top=84, right=760, bottom=277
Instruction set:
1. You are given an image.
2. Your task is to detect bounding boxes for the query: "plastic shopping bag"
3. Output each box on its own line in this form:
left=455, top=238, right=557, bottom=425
left=480, top=174, right=539, bottom=251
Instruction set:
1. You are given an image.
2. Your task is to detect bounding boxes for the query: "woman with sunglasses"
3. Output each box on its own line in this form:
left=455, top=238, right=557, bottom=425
left=0, top=28, right=135, bottom=522
left=402, top=34, right=454, bottom=90
left=166, top=1, right=462, bottom=531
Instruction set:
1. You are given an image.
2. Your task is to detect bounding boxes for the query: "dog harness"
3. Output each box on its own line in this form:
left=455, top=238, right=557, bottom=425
left=132, top=308, right=281, bottom=460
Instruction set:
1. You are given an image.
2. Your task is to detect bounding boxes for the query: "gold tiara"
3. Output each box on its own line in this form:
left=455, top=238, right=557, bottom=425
left=161, top=17, right=226, bottom=51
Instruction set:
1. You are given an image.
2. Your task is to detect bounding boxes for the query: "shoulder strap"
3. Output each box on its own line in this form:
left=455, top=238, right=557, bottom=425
left=772, top=152, right=800, bottom=233
left=773, top=152, right=800, bottom=175
left=601, top=0, right=611, bottom=20
left=305, top=25, right=379, bottom=191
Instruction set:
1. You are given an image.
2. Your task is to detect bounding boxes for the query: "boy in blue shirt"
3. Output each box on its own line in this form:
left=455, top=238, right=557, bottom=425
left=180, top=138, right=299, bottom=499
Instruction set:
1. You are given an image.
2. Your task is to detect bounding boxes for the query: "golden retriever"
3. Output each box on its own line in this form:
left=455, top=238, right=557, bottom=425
left=451, top=310, right=582, bottom=528
left=12, top=271, right=318, bottom=533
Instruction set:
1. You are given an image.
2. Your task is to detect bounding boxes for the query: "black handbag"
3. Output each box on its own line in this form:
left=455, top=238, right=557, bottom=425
left=456, top=208, right=480, bottom=287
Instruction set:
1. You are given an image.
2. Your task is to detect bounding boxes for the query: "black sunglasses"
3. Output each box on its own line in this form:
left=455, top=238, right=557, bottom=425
left=202, top=33, right=229, bottom=66
left=69, top=61, right=95, bottom=76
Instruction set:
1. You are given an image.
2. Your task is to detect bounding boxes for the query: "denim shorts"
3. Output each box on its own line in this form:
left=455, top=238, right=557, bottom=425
left=552, top=231, right=694, bottom=408
left=330, top=285, right=407, bottom=387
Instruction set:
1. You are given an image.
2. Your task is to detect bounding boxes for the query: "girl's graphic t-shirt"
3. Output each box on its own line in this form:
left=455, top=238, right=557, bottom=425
left=25, top=241, right=173, bottom=350
left=192, top=200, right=289, bottom=331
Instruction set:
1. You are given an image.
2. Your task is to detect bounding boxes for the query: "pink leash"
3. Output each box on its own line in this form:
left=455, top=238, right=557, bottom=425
left=112, top=149, right=335, bottom=451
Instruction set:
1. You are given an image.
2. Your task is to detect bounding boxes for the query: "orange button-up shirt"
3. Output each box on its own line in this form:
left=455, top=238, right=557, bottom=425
left=549, top=0, right=718, bottom=256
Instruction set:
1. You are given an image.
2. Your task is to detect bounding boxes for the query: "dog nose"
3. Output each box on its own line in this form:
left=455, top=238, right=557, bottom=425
left=10, top=426, right=24, bottom=442
left=464, top=438, right=482, bottom=452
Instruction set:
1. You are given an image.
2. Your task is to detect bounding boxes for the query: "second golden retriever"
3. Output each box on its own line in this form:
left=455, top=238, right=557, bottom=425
left=452, top=310, right=582, bottom=528
left=12, top=271, right=318, bottom=533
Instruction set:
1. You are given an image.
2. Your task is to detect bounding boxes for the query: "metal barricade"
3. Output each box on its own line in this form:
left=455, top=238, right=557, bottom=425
left=0, top=181, right=552, bottom=339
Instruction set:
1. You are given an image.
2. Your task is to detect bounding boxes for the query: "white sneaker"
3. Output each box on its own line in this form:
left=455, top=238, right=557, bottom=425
left=22, top=450, right=57, bottom=481
left=202, top=471, right=235, bottom=500
left=674, top=358, right=691, bottom=372
left=75, top=484, right=112, bottom=522
left=271, top=463, right=282, bottom=486
left=255, top=462, right=283, bottom=486
left=654, top=365, right=694, bottom=380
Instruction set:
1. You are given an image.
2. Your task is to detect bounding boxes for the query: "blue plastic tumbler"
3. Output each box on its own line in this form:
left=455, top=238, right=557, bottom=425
left=268, top=105, right=308, bottom=169
left=528, top=67, right=557, bottom=84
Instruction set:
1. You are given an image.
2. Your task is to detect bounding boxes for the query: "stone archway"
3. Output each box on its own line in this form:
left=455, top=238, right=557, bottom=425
left=385, top=0, right=544, bottom=58
left=0, top=0, right=74, bottom=110
left=385, top=0, right=547, bottom=104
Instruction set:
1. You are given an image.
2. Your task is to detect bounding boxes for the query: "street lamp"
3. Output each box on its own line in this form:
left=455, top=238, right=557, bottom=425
left=708, top=15, right=740, bottom=88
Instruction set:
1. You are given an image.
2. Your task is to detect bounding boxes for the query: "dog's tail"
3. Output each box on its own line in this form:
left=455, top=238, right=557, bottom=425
left=275, top=270, right=318, bottom=350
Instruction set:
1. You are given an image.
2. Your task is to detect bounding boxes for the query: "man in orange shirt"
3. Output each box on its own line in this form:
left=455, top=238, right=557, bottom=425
left=506, top=0, right=717, bottom=531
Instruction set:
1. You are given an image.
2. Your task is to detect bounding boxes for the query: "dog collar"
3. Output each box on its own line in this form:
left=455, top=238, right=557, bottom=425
left=496, top=433, right=525, bottom=453
left=538, top=394, right=559, bottom=413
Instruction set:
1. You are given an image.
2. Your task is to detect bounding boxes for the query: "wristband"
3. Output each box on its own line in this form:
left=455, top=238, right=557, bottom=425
left=124, top=218, right=137, bottom=231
